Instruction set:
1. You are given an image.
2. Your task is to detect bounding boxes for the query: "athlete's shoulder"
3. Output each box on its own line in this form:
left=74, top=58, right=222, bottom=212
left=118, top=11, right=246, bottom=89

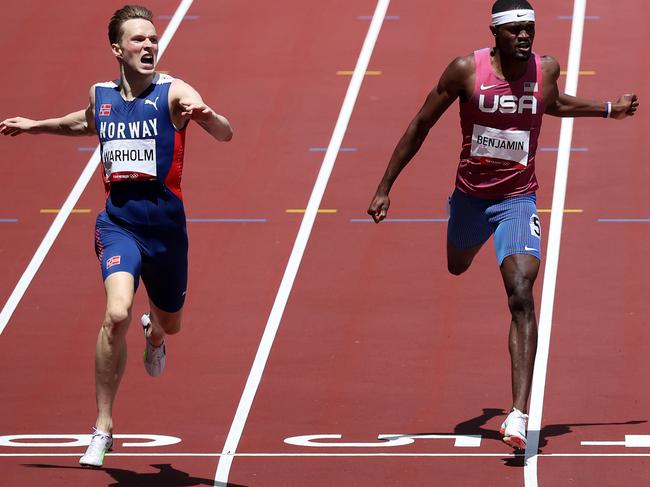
left=168, top=77, right=200, bottom=101
left=436, top=53, right=475, bottom=100
left=169, top=77, right=191, bottom=91
left=447, top=53, right=476, bottom=75
left=540, top=55, right=560, bottom=78
left=89, top=80, right=116, bottom=102
left=440, top=53, right=475, bottom=87
left=91, top=80, right=119, bottom=100
left=93, top=80, right=119, bottom=90
left=154, top=73, right=177, bottom=85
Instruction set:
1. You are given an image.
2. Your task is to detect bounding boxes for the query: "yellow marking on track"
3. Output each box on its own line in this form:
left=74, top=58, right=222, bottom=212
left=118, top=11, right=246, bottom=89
left=560, top=70, right=595, bottom=75
left=537, top=209, right=583, bottom=213
left=336, top=70, right=382, bottom=76
left=40, top=209, right=92, bottom=214
left=286, top=209, right=338, bottom=214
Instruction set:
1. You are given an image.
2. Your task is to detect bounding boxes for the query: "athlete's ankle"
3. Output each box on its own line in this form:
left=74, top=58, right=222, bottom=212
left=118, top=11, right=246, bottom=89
left=142, top=314, right=165, bottom=347
left=147, top=325, right=165, bottom=347
left=94, top=419, right=113, bottom=434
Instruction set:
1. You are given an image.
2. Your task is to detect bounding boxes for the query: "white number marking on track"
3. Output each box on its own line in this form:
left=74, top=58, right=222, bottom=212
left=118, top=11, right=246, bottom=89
left=0, top=434, right=181, bottom=448
left=284, top=434, right=481, bottom=448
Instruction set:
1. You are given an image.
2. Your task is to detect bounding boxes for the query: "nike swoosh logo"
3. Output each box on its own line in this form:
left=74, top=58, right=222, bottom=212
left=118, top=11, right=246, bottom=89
left=517, top=13, right=526, bottom=17
left=524, top=246, right=537, bottom=251
left=480, top=83, right=499, bottom=90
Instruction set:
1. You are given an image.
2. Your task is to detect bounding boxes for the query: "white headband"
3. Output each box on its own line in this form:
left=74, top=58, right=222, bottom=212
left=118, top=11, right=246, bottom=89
left=491, top=9, right=535, bottom=26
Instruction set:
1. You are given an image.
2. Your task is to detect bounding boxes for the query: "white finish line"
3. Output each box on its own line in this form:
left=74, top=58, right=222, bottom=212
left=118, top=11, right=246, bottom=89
left=3, top=452, right=650, bottom=458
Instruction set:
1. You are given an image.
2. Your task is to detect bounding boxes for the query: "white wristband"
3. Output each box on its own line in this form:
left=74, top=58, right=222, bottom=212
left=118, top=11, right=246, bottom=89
left=604, top=101, right=612, bottom=118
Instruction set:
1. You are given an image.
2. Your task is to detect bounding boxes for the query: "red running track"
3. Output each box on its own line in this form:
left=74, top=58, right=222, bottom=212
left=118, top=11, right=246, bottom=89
left=0, top=1, right=648, bottom=486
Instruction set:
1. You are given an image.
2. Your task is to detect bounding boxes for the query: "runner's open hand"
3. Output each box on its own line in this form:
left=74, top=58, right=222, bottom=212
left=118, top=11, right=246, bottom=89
left=179, top=101, right=216, bottom=123
left=612, top=94, right=639, bottom=119
left=367, top=193, right=390, bottom=223
left=0, top=117, right=38, bottom=136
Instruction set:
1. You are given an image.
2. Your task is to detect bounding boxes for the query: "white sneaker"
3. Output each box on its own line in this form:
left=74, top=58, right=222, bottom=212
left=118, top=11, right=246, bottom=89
left=500, top=408, right=528, bottom=449
left=142, top=313, right=166, bottom=377
left=79, top=429, right=113, bottom=467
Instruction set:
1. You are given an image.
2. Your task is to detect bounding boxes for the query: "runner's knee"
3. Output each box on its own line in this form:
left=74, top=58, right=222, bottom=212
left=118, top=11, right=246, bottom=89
left=104, top=302, right=132, bottom=330
left=447, top=242, right=481, bottom=276
left=151, top=312, right=181, bottom=335
left=448, top=258, right=471, bottom=276
left=163, top=319, right=181, bottom=335
left=507, top=285, right=535, bottom=319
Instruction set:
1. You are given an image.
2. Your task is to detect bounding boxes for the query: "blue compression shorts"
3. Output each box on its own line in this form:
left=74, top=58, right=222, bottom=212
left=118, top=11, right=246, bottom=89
left=94, top=211, right=188, bottom=312
left=447, top=189, right=542, bottom=265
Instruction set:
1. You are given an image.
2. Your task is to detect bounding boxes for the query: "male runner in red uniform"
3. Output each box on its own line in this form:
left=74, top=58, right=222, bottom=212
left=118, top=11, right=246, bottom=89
left=368, top=0, right=638, bottom=448
left=1, top=5, right=232, bottom=466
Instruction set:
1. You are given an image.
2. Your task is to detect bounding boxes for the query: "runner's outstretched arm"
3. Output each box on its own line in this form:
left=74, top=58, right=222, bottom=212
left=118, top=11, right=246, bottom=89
left=0, top=105, right=95, bottom=137
left=170, top=79, right=233, bottom=142
left=548, top=92, right=638, bottom=119
left=367, top=56, right=470, bottom=223
left=542, top=55, right=639, bottom=119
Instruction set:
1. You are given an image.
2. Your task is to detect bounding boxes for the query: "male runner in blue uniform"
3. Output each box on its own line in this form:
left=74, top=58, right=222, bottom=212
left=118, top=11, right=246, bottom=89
left=0, top=5, right=232, bottom=466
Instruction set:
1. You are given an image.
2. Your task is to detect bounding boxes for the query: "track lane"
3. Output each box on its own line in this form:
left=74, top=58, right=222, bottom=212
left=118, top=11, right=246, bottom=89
left=5, top=1, right=645, bottom=486
left=0, top=1, right=398, bottom=486
left=224, top=1, right=573, bottom=486
left=538, top=0, right=650, bottom=483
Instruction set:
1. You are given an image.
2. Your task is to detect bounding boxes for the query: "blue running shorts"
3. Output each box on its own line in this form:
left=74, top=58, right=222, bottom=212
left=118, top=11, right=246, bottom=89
left=447, top=189, right=541, bottom=265
left=94, top=211, right=188, bottom=312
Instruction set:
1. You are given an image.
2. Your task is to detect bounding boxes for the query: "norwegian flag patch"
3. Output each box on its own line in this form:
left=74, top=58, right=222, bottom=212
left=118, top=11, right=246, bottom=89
left=99, top=104, right=112, bottom=116
left=106, top=255, right=121, bottom=269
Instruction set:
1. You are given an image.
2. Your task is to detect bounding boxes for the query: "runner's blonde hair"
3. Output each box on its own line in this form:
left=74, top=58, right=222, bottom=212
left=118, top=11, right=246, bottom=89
left=108, top=5, right=154, bottom=44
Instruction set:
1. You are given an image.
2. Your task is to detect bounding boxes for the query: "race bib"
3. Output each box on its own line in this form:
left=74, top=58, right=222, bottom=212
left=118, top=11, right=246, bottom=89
left=102, top=139, right=157, bottom=181
left=471, top=124, right=530, bottom=167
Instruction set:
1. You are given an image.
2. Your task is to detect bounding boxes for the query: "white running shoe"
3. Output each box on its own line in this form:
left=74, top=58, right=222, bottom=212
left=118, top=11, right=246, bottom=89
left=500, top=408, right=528, bottom=449
left=79, top=429, right=113, bottom=467
left=142, top=313, right=166, bottom=377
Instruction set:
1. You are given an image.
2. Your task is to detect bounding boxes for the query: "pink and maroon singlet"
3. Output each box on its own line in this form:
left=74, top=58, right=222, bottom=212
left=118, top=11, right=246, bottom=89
left=456, top=48, right=545, bottom=199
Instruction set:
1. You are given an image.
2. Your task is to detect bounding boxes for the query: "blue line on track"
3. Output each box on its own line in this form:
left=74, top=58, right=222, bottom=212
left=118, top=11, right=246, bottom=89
left=351, top=218, right=448, bottom=223
left=158, top=15, right=199, bottom=20
left=539, top=147, right=588, bottom=152
left=309, top=147, right=358, bottom=152
left=598, top=219, right=650, bottom=222
left=77, top=147, right=96, bottom=152
left=0, top=219, right=18, bottom=223
left=187, top=218, right=267, bottom=223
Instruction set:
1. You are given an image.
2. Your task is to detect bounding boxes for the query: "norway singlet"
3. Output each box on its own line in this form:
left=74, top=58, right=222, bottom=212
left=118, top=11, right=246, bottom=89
left=94, top=73, right=187, bottom=228
left=456, top=48, right=545, bottom=199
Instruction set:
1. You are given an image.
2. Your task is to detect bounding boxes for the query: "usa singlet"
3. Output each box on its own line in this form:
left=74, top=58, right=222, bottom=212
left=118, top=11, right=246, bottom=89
left=94, top=73, right=187, bottom=228
left=456, top=48, right=545, bottom=199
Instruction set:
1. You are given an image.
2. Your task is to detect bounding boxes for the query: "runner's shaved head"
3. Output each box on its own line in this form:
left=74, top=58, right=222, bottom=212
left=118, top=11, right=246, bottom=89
left=492, top=0, right=534, bottom=13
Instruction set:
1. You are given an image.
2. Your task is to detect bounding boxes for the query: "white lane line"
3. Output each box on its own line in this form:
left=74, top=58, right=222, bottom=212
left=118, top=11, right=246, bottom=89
left=213, top=1, right=391, bottom=484
left=0, top=0, right=194, bottom=336
left=3, top=452, right=650, bottom=458
left=524, top=0, right=587, bottom=485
